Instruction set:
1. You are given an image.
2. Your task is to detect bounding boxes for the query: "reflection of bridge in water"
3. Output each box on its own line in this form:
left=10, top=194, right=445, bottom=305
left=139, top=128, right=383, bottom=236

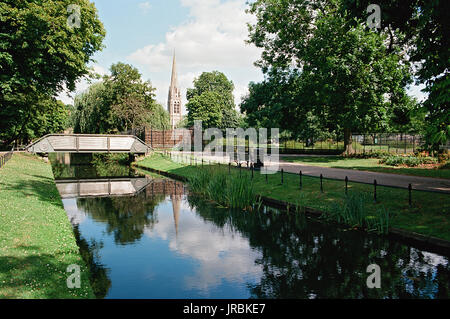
left=56, top=177, right=186, bottom=199
left=59, top=177, right=186, bottom=237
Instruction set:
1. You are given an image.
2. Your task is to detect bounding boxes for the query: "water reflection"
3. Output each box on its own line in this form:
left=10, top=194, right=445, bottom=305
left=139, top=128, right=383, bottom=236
left=50, top=154, right=450, bottom=299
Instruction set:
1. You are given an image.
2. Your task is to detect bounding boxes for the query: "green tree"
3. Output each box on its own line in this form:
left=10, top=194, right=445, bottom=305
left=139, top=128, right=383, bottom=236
left=145, top=103, right=170, bottom=130
left=186, top=91, right=223, bottom=129
left=340, top=0, right=449, bottom=151
left=246, top=0, right=412, bottom=153
left=103, top=62, right=158, bottom=132
left=22, top=98, right=70, bottom=144
left=186, top=71, right=239, bottom=129
left=187, top=71, right=235, bottom=110
left=0, top=0, right=105, bottom=146
left=73, top=63, right=160, bottom=133
left=73, top=82, right=110, bottom=133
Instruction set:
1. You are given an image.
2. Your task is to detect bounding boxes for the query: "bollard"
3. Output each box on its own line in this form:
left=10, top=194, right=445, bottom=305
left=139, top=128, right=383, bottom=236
left=281, top=169, right=284, bottom=184
left=251, top=163, right=254, bottom=179
left=266, top=167, right=268, bottom=183
left=320, top=174, right=323, bottom=193
left=408, top=183, right=412, bottom=207
left=299, top=170, right=302, bottom=190
left=228, top=162, right=231, bottom=175
left=374, top=179, right=377, bottom=203
left=345, top=176, right=348, bottom=195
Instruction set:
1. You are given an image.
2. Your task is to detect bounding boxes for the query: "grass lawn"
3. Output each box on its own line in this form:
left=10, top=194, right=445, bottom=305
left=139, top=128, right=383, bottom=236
left=136, top=153, right=450, bottom=241
left=0, top=153, right=94, bottom=299
left=281, top=156, right=450, bottom=179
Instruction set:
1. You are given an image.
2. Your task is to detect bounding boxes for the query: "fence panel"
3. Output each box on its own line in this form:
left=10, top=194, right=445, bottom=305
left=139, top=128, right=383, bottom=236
left=0, top=149, right=14, bottom=169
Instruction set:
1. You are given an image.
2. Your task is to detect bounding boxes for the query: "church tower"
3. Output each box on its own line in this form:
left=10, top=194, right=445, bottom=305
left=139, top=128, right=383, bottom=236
left=168, top=51, right=182, bottom=129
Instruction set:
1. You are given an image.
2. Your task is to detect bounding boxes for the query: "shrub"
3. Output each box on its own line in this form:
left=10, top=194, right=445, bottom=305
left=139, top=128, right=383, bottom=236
left=379, top=155, right=437, bottom=167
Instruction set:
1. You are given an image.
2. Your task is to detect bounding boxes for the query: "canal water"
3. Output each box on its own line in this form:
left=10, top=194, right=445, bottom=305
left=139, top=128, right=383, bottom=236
left=49, top=153, right=450, bottom=299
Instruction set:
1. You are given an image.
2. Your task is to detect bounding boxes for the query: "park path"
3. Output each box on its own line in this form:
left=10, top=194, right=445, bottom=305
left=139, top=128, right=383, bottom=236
left=169, top=151, right=450, bottom=194
left=268, top=160, right=450, bottom=194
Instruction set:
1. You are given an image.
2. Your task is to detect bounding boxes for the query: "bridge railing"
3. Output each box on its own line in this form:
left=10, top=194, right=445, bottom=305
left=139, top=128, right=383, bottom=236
left=26, top=134, right=152, bottom=154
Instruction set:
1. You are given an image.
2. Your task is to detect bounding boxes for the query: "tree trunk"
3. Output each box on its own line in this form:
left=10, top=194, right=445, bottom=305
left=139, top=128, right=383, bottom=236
left=344, top=128, right=353, bottom=155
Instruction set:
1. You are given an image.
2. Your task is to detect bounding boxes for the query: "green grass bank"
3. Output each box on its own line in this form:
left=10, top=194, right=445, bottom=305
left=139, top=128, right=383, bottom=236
left=136, top=153, right=450, bottom=242
left=281, top=156, right=450, bottom=179
left=0, top=153, right=94, bottom=299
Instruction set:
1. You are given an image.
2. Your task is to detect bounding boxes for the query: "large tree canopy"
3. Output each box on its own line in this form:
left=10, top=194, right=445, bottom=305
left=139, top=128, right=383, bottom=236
left=186, top=71, right=240, bottom=129
left=0, top=0, right=105, bottom=146
left=340, top=0, right=449, bottom=150
left=246, top=0, right=449, bottom=151
left=245, top=0, right=413, bottom=153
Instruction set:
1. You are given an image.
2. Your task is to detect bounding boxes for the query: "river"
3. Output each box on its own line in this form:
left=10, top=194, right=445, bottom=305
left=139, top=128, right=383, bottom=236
left=49, top=153, right=450, bottom=299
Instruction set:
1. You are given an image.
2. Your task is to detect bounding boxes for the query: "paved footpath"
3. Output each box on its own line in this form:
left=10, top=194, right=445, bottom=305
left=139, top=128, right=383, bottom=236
left=268, top=161, right=450, bottom=194
left=169, top=151, right=450, bottom=194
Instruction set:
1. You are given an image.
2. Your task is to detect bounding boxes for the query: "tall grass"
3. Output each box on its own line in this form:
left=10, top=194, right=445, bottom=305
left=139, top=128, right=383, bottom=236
left=324, top=193, right=391, bottom=234
left=187, top=167, right=259, bottom=210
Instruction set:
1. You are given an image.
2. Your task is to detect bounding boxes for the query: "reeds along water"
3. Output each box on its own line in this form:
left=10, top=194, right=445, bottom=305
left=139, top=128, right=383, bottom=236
left=187, top=166, right=259, bottom=210
left=326, top=193, right=390, bottom=234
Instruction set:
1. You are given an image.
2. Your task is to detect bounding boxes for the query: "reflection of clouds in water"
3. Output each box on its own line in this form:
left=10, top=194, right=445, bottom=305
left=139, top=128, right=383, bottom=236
left=144, top=199, right=263, bottom=292
left=401, top=248, right=449, bottom=297
left=405, top=249, right=448, bottom=273
left=62, top=198, right=87, bottom=225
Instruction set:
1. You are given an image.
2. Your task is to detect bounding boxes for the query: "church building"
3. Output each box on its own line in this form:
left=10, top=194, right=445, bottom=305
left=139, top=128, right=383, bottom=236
left=167, top=52, right=183, bottom=129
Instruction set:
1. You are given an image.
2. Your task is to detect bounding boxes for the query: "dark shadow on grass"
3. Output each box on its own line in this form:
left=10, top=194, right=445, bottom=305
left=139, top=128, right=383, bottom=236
left=0, top=251, right=89, bottom=299
left=0, top=176, right=64, bottom=208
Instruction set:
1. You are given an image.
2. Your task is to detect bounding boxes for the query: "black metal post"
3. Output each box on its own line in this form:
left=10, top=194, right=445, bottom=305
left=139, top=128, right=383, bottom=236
left=408, top=184, right=412, bottom=207
left=251, top=163, right=254, bottom=179
left=374, top=179, right=377, bottom=203
left=228, top=162, right=231, bottom=175
left=299, top=170, right=302, bottom=190
left=320, top=174, right=323, bottom=193
left=281, top=169, right=284, bottom=184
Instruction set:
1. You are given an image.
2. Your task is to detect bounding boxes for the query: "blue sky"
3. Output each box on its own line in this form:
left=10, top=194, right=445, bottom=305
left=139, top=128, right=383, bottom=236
left=59, top=0, right=264, bottom=112
left=58, top=0, right=427, bottom=112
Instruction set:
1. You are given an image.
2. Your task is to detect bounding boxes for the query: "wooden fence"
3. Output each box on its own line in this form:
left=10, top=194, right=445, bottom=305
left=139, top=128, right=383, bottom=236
left=0, top=148, right=13, bottom=169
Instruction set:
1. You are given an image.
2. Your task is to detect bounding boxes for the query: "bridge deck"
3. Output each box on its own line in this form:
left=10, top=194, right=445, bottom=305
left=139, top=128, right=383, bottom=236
left=27, top=134, right=152, bottom=154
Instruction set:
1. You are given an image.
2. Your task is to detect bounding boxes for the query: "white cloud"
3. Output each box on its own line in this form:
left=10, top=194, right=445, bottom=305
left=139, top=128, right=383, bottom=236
left=143, top=198, right=263, bottom=292
left=138, top=1, right=152, bottom=13
left=128, top=0, right=263, bottom=107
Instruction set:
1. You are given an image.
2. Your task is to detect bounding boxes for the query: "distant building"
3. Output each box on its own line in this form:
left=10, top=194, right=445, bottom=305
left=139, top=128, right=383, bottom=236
left=167, top=52, right=182, bottom=129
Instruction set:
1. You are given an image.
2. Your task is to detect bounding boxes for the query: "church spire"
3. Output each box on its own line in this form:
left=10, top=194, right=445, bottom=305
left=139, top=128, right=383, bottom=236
left=168, top=50, right=182, bottom=129
left=170, top=50, right=178, bottom=89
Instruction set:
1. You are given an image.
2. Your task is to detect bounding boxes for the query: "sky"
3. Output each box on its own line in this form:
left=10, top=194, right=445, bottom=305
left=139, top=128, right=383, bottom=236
left=58, top=0, right=264, bottom=113
left=57, top=0, right=427, bottom=113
